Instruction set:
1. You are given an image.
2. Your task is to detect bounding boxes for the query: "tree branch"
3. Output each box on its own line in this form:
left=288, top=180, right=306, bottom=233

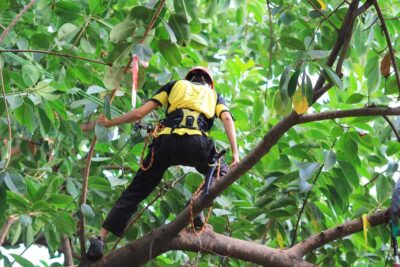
left=297, top=106, right=400, bottom=124
left=383, top=115, right=400, bottom=142
left=78, top=89, right=117, bottom=262
left=291, top=164, right=325, bottom=247
left=0, top=0, right=36, bottom=44
left=373, top=0, right=400, bottom=96
left=124, top=0, right=166, bottom=71
left=169, top=229, right=316, bottom=267
left=290, top=209, right=389, bottom=257
left=0, top=216, right=18, bottom=246
left=0, top=49, right=112, bottom=66
left=306, top=0, right=339, bottom=31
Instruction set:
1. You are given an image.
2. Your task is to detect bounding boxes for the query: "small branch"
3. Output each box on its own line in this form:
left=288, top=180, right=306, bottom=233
left=290, top=209, right=389, bottom=257
left=355, top=0, right=374, bottom=16
left=266, top=0, right=273, bottom=79
left=383, top=115, right=400, bottom=142
left=0, top=49, right=112, bottom=66
left=124, top=0, right=166, bottom=71
left=0, top=66, right=12, bottom=174
left=297, top=106, right=400, bottom=124
left=373, top=0, right=400, bottom=96
left=78, top=89, right=117, bottom=261
left=0, top=216, right=18, bottom=246
left=291, top=164, right=324, bottom=247
left=0, top=0, right=36, bottom=44
left=62, top=235, right=74, bottom=267
left=306, top=0, right=339, bottom=31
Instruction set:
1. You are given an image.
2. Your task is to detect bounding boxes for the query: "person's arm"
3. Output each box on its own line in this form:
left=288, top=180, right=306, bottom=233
left=97, top=101, right=159, bottom=127
left=220, top=111, right=239, bottom=168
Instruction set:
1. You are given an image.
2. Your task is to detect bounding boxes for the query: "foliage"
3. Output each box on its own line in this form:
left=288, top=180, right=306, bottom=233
left=0, top=0, right=400, bottom=266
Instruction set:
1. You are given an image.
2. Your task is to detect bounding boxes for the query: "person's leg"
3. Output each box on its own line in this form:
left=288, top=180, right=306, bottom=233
left=87, top=138, right=169, bottom=260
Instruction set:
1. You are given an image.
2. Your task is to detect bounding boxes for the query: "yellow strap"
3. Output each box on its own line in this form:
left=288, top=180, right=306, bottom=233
left=362, top=214, right=370, bottom=250
left=276, top=231, right=284, bottom=248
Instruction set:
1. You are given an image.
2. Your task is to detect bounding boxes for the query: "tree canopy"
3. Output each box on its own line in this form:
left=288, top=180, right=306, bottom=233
left=1, top=0, right=400, bottom=266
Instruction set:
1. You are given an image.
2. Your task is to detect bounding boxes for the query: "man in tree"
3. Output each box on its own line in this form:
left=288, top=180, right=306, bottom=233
left=86, top=67, right=239, bottom=260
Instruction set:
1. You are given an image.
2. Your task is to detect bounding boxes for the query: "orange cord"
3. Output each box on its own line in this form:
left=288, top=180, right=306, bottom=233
left=189, top=159, right=221, bottom=236
left=139, top=124, right=163, bottom=171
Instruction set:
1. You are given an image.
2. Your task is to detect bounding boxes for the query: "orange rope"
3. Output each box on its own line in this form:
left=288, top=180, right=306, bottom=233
left=189, top=159, right=221, bottom=236
left=139, top=124, right=163, bottom=171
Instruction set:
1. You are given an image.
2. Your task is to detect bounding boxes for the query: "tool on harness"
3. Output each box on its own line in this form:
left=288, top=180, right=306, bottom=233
left=139, top=123, right=163, bottom=171
left=204, top=148, right=227, bottom=196
left=390, top=178, right=400, bottom=266
left=164, top=108, right=212, bottom=133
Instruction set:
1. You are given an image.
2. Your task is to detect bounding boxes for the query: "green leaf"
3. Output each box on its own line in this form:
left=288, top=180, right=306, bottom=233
left=274, top=89, right=291, bottom=115
left=338, top=161, right=359, bottom=187
left=104, top=66, right=124, bottom=90
left=163, top=21, right=177, bottom=43
left=190, top=34, right=208, bottom=50
left=303, top=74, right=313, bottom=104
left=323, top=66, right=343, bottom=89
left=168, top=13, right=191, bottom=46
left=323, top=150, right=336, bottom=171
left=22, top=65, right=40, bottom=87
left=346, top=93, right=365, bottom=104
left=19, top=214, right=32, bottom=227
left=279, top=66, right=291, bottom=102
left=307, top=50, right=330, bottom=59
left=6, top=191, right=30, bottom=211
left=81, top=204, right=95, bottom=220
left=299, top=162, right=320, bottom=181
left=3, top=172, right=26, bottom=194
left=279, top=37, right=305, bottom=50
left=158, top=39, right=182, bottom=66
left=53, top=213, right=76, bottom=236
left=48, top=194, right=74, bottom=209
left=11, top=254, right=35, bottom=267
left=104, top=95, right=112, bottom=120
left=252, top=96, right=264, bottom=127
left=110, top=20, right=136, bottom=43
left=0, top=186, right=6, bottom=218
left=55, top=1, right=81, bottom=21
left=288, top=69, right=301, bottom=97
left=57, top=23, right=79, bottom=42
left=133, top=43, right=153, bottom=62
left=95, top=124, right=109, bottom=142
left=387, top=142, right=400, bottom=156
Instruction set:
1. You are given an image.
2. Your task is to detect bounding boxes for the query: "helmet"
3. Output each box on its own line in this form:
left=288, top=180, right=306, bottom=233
left=185, top=66, right=214, bottom=89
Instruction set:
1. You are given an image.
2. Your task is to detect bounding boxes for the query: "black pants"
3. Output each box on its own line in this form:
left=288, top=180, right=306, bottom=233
left=102, top=134, right=228, bottom=237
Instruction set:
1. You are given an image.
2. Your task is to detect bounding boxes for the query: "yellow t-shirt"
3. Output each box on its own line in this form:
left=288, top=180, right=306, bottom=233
left=150, top=80, right=229, bottom=135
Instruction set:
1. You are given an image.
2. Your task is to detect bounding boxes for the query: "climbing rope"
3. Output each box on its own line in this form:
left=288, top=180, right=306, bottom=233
left=189, top=159, right=221, bottom=236
left=139, top=123, right=164, bottom=171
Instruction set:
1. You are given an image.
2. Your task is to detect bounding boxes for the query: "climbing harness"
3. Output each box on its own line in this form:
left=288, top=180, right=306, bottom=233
left=139, top=123, right=164, bottom=171
left=163, top=108, right=212, bottom=134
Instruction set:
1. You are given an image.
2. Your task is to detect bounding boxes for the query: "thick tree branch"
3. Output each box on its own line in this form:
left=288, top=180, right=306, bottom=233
left=169, top=229, right=316, bottom=267
left=0, top=0, right=36, bottom=44
left=0, top=49, right=112, bottom=66
left=290, top=209, right=389, bottom=257
left=373, top=0, right=400, bottom=96
left=0, top=216, right=18, bottom=246
left=355, top=0, right=374, bottom=16
left=297, top=106, right=400, bottom=124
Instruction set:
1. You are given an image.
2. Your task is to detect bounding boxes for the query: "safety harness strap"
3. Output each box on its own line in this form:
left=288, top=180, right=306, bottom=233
left=163, top=108, right=211, bottom=133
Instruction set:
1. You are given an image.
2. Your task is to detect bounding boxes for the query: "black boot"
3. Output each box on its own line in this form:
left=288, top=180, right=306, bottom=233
left=194, top=211, right=205, bottom=229
left=86, top=236, right=104, bottom=260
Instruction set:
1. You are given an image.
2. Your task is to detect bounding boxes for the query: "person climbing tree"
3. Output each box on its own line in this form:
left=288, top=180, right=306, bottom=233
left=86, top=66, right=239, bottom=260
